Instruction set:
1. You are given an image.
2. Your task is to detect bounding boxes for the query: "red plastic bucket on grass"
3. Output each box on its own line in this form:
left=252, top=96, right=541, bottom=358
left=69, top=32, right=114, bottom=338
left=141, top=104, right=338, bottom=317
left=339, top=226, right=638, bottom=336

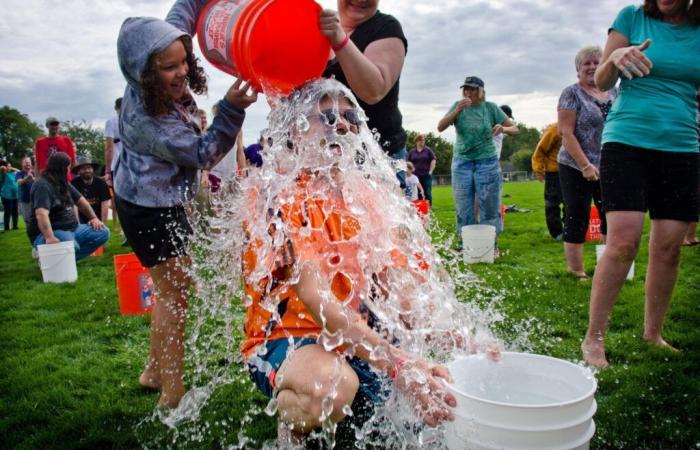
left=197, top=0, right=330, bottom=94
left=412, top=199, right=430, bottom=219
left=91, top=245, right=104, bottom=257
left=114, top=253, right=155, bottom=315
left=586, top=205, right=602, bottom=241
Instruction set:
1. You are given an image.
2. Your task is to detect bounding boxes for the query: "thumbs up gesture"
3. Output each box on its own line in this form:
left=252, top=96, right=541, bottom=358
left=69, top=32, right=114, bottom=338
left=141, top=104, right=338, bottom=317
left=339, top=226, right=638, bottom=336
left=611, top=38, right=653, bottom=79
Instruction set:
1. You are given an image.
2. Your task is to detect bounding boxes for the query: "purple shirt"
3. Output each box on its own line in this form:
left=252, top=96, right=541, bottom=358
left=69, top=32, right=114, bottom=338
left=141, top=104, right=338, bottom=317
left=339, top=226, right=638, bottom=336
left=407, top=146, right=436, bottom=177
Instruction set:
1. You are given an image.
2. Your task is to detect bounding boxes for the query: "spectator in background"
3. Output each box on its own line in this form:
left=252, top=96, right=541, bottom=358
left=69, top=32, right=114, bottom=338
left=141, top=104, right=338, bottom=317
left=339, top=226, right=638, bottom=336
left=207, top=102, right=247, bottom=192
left=531, top=123, right=564, bottom=240
left=104, top=98, right=122, bottom=189
left=71, top=157, right=111, bottom=224
left=404, top=161, right=425, bottom=201
left=0, top=160, right=20, bottom=231
left=407, top=134, right=436, bottom=206
left=583, top=1, right=700, bottom=368
left=15, top=156, right=36, bottom=225
left=493, top=105, right=513, bottom=161
left=34, top=116, right=77, bottom=175
left=557, top=46, right=616, bottom=280
left=244, top=135, right=264, bottom=168
left=319, top=0, right=409, bottom=188
left=437, top=76, right=518, bottom=252
left=27, top=152, right=109, bottom=260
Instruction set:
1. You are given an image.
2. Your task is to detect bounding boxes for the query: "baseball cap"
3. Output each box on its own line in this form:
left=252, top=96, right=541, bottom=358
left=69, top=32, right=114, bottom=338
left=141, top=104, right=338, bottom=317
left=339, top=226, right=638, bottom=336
left=45, top=116, right=60, bottom=126
left=460, top=76, right=485, bottom=89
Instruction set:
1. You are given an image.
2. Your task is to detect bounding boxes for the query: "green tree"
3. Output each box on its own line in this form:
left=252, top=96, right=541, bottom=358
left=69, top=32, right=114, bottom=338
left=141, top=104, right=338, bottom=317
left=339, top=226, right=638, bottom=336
left=510, top=148, right=536, bottom=171
left=405, top=130, right=453, bottom=175
left=501, top=123, right=542, bottom=162
left=0, top=106, right=43, bottom=165
left=62, top=120, right=105, bottom=165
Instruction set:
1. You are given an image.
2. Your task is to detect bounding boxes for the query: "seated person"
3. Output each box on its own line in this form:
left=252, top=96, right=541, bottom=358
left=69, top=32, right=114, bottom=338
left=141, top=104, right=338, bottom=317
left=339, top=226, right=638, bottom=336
left=240, top=79, right=499, bottom=444
left=28, top=152, right=109, bottom=260
left=70, top=157, right=111, bottom=224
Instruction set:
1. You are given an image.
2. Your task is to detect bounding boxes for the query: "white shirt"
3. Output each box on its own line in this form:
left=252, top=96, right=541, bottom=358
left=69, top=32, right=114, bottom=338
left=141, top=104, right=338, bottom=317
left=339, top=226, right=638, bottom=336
left=104, top=116, right=121, bottom=172
left=405, top=174, right=420, bottom=201
left=493, top=133, right=505, bottom=160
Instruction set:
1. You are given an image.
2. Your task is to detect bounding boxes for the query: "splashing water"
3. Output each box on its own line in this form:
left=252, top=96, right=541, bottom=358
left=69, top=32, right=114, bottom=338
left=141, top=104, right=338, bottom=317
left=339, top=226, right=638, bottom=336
left=136, top=78, right=541, bottom=449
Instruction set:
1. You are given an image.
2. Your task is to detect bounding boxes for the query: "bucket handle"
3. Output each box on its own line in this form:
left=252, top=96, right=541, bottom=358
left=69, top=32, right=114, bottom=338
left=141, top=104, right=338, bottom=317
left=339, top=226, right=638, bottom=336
left=463, top=245, right=495, bottom=260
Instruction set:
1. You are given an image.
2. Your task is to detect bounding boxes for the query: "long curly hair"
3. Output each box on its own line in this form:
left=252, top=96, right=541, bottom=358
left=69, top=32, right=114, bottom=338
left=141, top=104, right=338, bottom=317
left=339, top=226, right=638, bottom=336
left=644, top=0, right=699, bottom=24
left=42, top=152, right=72, bottom=204
left=140, top=36, right=208, bottom=116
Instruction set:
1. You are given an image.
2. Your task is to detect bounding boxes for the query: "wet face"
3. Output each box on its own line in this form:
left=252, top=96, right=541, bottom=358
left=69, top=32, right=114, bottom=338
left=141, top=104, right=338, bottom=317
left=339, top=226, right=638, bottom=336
left=21, top=158, right=32, bottom=171
left=308, top=94, right=361, bottom=137
left=656, top=0, right=686, bottom=17
left=79, top=165, right=94, bottom=181
left=338, top=0, right=379, bottom=27
left=577, top=53, right=600, bottom=86
left=156, top=39, right=188, bottom=102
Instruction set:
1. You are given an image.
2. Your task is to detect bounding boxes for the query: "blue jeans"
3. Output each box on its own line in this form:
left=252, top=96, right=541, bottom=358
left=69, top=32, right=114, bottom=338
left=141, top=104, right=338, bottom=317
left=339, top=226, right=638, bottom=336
left=452, top=157, right=502, bottom=236
left=33, top=224, right=110, bottom=261
left=390, top=148, right=407, bottom=189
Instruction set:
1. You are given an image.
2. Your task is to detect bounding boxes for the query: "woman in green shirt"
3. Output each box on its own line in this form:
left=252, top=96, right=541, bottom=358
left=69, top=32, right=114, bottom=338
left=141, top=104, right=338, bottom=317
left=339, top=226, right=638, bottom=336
left=582, top=0, right=700, bottom=368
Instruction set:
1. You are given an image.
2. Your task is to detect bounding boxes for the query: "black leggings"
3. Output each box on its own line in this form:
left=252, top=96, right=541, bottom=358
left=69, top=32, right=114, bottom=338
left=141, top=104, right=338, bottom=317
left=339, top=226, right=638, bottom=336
left=1, top=197, right=18, bottom=230
left=559, top=164, right=606, bottom=244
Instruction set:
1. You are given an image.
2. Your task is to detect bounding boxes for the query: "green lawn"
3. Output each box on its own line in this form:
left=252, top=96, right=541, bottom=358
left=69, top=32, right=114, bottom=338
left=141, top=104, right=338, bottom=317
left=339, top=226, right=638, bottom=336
left=1, top=181, right=698, bottom=449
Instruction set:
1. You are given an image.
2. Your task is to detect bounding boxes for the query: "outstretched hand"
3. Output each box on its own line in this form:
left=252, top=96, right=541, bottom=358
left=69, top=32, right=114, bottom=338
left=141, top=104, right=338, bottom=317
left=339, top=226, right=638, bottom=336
left=224, top=78, right=258, bottom=110
left=611, top=38, right=652, bottom=80
left=395, top=358, right=457, bottom=427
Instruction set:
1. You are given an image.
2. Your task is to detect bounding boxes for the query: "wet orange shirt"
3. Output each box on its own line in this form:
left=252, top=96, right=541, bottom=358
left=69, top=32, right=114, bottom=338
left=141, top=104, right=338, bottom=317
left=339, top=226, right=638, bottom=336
left=241, top=178, right=417, bottom=358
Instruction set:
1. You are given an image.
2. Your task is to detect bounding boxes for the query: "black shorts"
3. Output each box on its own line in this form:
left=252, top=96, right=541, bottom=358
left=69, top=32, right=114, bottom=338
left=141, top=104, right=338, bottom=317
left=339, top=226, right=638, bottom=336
left=600, top=142, right=699, bottom=222
left=114, top=196, right=192, bottom=268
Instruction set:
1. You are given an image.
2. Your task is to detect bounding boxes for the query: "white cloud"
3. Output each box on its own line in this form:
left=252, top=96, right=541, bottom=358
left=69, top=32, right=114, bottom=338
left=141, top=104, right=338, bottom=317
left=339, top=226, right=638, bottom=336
left=0, top=0, right=633, bottom=145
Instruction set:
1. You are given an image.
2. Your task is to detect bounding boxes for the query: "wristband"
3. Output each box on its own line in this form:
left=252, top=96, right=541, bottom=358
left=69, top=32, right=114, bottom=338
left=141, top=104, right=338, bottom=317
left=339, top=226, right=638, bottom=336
left=332, top=34, right=350, bottom=52
left=390, top=357, right=406, bottom=380
left=581, top=163, right=592, bottom=171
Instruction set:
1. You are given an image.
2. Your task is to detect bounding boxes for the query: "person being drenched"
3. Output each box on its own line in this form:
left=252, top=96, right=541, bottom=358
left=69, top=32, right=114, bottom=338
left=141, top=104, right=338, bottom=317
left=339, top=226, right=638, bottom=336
left=238, top=79, right=499, bottom=446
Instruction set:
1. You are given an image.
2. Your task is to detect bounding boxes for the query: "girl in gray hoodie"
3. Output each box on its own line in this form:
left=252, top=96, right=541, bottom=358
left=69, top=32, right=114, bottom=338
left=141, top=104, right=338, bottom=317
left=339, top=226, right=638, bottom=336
left=114, top=0, right=257, bottom=409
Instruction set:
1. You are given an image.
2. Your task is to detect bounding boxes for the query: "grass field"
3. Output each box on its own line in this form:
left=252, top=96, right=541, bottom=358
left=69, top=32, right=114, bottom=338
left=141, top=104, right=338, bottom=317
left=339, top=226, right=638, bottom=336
left=1, top=181, right=698, bottom=449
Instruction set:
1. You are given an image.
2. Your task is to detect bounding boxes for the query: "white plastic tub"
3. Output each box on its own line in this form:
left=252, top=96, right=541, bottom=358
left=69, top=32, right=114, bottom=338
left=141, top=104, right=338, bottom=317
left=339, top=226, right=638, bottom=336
left=596, top=244, right=634, bottom=281
left=461, top=225, right=496, bottom=264
left=444, top=352, right=597, bottom=450
left=37, top=241, right=78, bottom=283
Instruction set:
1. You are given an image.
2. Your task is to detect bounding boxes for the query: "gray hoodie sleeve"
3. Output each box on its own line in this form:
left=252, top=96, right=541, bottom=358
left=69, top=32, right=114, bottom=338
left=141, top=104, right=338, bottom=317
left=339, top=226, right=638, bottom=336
left=166, top=0, right=209, bottom=35
left=143, top=99, right=244, bottom=170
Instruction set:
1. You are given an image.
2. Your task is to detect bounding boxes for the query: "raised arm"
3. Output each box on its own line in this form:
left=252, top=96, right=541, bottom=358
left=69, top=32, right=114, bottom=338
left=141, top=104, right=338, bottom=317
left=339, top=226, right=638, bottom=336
left=595, top=31, right=652, bottom=91
left=165, top=0, right=209, bottom=35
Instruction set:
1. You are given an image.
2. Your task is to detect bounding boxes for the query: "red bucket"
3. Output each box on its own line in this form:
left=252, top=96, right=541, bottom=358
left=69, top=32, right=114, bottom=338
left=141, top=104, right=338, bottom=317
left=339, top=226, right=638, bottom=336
left=586, top=205, right=603, bottom=241
left=91, top=245, right=104, bottom=257
left=113, top=253, right=155, bottom=315
left=197, top=0, right=330, bottom=94
left=412, top=200, right=430, bottom=219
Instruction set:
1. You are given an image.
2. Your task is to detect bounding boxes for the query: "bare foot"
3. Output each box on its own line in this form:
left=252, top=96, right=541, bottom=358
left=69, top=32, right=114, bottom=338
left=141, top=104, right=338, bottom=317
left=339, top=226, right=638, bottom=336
left=139, top=368, right=161, bottom=390
left=643, top=335, right=681, bottom=353
left=567, top=270, right=589, bottom=281
left=581, top=338, right=609, bottom=368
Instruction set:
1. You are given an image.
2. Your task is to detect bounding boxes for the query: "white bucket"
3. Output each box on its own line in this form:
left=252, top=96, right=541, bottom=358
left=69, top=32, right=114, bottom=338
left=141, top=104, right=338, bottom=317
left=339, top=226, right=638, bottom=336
left=37, top=241, right=78, bottom=283
left=596, top=244, right=633, bottom=281
left=461, top=225, right=496, bottom=264
left=445, top=352, right=597, bottom=450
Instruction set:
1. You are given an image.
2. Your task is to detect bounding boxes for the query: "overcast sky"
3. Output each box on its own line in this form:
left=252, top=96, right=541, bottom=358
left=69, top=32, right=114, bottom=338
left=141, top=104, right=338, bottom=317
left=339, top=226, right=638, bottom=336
left=0, top=0, right=632, bottom=146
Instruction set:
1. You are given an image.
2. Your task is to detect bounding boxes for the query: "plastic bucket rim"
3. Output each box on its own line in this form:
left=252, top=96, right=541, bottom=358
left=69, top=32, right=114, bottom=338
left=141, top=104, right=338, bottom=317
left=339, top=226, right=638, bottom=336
left=451, top=398, right=597, bottom=432
left=447, top=352, right=597, bottom=409
left=447, top=420, right=595, bottom=450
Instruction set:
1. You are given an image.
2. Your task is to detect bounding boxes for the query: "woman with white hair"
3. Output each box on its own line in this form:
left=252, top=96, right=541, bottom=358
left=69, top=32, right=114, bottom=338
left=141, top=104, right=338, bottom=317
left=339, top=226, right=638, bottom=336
left=557, top=46, right=617, bottom=280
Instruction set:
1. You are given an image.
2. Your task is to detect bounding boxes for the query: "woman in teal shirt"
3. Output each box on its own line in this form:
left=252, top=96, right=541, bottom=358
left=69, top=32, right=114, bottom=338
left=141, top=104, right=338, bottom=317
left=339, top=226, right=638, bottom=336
left=582, top=0, right=700, bottom=368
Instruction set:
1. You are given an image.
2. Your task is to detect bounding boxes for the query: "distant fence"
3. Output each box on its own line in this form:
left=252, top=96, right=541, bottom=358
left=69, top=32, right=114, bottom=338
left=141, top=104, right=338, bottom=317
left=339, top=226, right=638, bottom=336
left=432, top=171, right=535, bottom=186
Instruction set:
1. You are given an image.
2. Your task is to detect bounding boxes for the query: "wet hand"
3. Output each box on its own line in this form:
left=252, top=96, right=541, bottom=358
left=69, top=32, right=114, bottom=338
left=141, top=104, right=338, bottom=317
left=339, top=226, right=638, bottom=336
left=319, top=10, right=345, bottom=47
left=396, top=359, right=457, bottom=427
left=611, top=39, right=652, bottom=80
left=224, top=79, right=258, bottom=110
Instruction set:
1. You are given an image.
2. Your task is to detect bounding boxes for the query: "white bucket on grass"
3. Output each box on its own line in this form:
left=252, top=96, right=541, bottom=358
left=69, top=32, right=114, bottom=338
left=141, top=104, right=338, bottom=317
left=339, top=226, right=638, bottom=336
left=596, top=244, right=633, bottom=281
left=37, top=241, right=78, bottom=283
left=461, top=225, right=496, bottom=264
left=445, top=352, right=597, bottom=450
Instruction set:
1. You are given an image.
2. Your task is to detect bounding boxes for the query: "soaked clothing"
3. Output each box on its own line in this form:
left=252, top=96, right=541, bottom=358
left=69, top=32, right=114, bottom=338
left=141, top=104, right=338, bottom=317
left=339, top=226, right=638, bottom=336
left=557, top=84, right=617, bottom=171
left=241, top=176, right=424, bottom=358
left=323, top=11, right=407, bottom=156
left=114, top=0, right=245, bottom=208
left=603, top=5, right=700, bottom=153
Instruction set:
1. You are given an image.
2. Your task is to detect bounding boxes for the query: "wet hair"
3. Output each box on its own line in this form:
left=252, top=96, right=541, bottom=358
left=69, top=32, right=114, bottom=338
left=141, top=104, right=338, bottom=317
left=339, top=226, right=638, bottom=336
left=140, top=36, right=207, bottom=116
left=643, top=0, right=698, bottom=24
left=574, top=46, right=602, bottom=71
left=43, top=152, right=72, bottom=204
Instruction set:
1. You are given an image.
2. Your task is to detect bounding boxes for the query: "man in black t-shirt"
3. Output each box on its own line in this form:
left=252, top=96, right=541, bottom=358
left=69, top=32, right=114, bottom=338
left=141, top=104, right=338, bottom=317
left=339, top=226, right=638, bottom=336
left=71, top=158, right=111, bottom=224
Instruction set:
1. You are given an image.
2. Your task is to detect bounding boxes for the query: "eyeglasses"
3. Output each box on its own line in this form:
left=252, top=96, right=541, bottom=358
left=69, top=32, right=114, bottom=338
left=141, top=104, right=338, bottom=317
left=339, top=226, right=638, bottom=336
left=318, top=108, right=361, bottom=127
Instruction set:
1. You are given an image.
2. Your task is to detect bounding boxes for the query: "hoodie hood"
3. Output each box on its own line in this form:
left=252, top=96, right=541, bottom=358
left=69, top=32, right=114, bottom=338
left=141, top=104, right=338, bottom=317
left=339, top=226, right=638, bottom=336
left=117, top=17, right=189, bottom=91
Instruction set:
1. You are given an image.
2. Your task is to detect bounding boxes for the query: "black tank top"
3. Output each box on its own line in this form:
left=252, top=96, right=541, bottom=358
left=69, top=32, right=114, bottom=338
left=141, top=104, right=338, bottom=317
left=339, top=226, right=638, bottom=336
left=323, top=11, right=408, bottom=156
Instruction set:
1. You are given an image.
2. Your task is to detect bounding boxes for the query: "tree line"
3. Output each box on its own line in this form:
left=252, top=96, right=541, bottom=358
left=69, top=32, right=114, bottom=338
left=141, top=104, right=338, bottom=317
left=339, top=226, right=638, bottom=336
left=1, top=105, right=546, bottom=172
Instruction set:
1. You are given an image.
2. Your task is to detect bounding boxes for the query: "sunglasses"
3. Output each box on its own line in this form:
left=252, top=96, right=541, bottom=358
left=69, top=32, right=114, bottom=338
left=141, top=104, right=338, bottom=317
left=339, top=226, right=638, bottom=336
left=318, top=108, right=361, bottom=127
